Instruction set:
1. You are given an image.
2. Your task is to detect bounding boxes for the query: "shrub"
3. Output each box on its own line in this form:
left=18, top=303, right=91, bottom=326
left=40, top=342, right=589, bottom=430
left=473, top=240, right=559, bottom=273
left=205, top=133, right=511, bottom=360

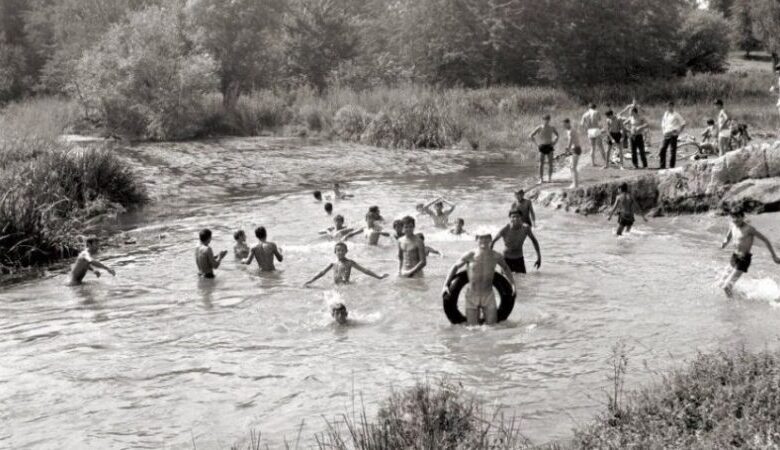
left=677, top=9, right=732, bottom=75
left=334, top=104, right=371, bottom=140
left=75, top=5, right=218, bottom=140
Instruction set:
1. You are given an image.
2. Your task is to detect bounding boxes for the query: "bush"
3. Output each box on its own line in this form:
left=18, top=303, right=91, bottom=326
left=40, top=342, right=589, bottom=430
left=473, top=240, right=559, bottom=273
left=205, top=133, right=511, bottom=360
left=677, top=9, right=732, bottom=74
left=334, top=104, right=371, bottom=140
left=75, top=5, right=218, bottom=140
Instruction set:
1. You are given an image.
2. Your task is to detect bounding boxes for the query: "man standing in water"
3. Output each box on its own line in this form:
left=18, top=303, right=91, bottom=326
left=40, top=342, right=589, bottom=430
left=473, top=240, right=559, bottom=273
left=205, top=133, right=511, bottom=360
left=244, top=226, right=283, bottom=271
left=492, top=210, right=542, bottom=274
left=659, top=102, right=686, bottom=169
left=529, top=114, right=559, bottom=184
left=510, top=189, right=535, bottom=227
left=720, top=208, right=780, bottom=297
left=607, top=183, right=647, bottom=236
left=581, top=103, right=606, bottom=168
left=397, top=216, right=427, bottom=278
left=196, top=228, right=228, bottom=278
left=442, top=231, right=515, bottom=325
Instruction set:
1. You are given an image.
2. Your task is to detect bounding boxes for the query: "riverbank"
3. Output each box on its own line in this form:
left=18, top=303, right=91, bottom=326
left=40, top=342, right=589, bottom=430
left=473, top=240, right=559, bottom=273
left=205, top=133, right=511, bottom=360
left=528, top=140, right=780, bottom=217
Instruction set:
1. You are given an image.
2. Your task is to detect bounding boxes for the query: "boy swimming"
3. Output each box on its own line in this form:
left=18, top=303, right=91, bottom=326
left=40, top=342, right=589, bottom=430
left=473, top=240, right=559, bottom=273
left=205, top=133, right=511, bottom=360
left=344, top=206, right=391, bottom=245
left=450, top=218, right=467, bottom=235
left=320, top=215, right=355, bottom=240
left=492, top=210, right=542, bottom=273
left=313, top=190, right=323, bottom=202
left=244, top=226, right=283, bottom=271
left=607, top=183, right=647, bottom=236
left=330, top=303, right=349, bottom=325
left=68, top=236, right=116, bottom=285
left=233, top=230, right=250, bottom=259
left=304, top=242, right=388, bottom=286
left=196, top=228, right=228, bottom=278
left=529, top=114, right=559, bottom=183
left=720, top=208, right=780, bottom=296
left=333, top=182, right=354, bottom=200
left=420, top=197, right=456, bottom=228
left=324, top=202, right=333, bottom=215
left=442, top=230, right=515, bottom=325
left=397, top=216, right=427, bottom=278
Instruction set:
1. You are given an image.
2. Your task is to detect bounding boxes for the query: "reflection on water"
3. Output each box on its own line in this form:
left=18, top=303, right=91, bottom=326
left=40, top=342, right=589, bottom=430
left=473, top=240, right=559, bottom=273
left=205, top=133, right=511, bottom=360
left=2, top=138, right=780, bottom=449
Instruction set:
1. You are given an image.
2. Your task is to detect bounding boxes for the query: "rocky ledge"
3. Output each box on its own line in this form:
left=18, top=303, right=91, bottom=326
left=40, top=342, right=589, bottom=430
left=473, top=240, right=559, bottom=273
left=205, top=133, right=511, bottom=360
left=529, top=141, right=780, bottom=216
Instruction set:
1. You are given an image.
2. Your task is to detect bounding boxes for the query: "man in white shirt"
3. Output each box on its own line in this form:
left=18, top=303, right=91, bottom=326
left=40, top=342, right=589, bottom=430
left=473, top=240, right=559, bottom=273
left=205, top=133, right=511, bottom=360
left=581, top=103, right=606, bottom=168
left=659, top=101, right=686, bottom=169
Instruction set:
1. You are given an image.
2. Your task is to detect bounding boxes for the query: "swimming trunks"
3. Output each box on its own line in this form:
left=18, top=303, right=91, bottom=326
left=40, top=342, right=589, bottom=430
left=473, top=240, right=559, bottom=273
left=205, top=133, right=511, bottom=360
left=618, top=215, right=634, bottom=227
left=504, top=256, right=526, bottom=274
left=538, top=144, right=554, bottom=155
left=200, top=272, right=215, bottom=279
left=465, top=287, right=497, bottom=310
left=609, top=132, right=623, bottom=144
left=587, top=128, right=602, bottom=139
left=730, top=252, right=752, bottom=272
left=572, top=146, right=582, bottom=156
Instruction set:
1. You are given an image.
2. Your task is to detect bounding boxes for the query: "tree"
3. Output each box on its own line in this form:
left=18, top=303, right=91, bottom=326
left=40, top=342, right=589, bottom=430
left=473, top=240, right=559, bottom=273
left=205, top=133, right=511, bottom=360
left=708, top=0, right=734, bottom=18
left=190, top=0, right=286, bottom=109
left=730, top=0, right=761, bottom=57
left=0, top=0, right=36, bottom=101
left=678, top=9, right=731, bottom=74
left=750, top=0, right=780, bottom=67
left=284, top=0, right=359, bottom=91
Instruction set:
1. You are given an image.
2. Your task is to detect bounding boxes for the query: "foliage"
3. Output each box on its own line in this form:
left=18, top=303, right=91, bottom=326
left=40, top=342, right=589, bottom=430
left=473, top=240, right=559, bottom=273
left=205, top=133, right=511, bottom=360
left=677, top=9, right=732, bottom=74
left=730, top=0, right=761, bottom=57
left=76, top=4, right=218, bottom=140
left=750, top=0, right=780, bottom=58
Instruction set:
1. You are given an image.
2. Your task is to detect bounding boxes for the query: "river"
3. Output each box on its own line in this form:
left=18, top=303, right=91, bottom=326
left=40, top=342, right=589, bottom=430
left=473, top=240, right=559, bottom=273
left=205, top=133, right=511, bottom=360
left=2, top=137, right=780, bottom=449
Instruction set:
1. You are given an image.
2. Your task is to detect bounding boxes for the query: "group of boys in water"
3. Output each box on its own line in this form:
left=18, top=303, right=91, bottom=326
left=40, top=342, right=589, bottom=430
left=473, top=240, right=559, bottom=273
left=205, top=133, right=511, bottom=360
left=69, top=99, right=780, bottom=323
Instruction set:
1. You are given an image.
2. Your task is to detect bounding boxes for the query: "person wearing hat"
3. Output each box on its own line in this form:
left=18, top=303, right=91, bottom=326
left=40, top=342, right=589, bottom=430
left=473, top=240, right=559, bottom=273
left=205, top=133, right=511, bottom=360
left=510, top=189, right=535, bottom=228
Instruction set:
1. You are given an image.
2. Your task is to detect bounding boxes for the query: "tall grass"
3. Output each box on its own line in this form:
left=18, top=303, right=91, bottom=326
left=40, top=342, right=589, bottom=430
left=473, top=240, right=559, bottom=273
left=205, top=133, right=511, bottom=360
left=0, top=100, right=146, bottom=268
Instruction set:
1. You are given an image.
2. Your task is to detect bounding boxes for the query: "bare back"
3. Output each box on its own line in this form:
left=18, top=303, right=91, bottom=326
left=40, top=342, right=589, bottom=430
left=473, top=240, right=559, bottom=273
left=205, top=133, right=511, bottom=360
left=250, top=242, right=279, bottom=271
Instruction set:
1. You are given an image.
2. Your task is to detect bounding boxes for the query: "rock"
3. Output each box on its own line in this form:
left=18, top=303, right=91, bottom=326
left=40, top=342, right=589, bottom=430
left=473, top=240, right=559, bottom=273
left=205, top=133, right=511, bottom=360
left=720, top=178, right=780, bottom=213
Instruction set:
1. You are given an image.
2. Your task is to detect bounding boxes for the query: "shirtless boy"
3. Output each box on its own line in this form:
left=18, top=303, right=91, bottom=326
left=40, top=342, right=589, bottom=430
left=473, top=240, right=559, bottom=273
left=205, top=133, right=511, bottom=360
left=492, top=210, right=541, bottom=273
left=605, top=110, right=625, bottom=169
left=304, top=242, right=388, bottom=286
left=450, top=218, right=466, bottom=235
left=344, top=206, right=391, bottom=245
left=562, top=118, right=582, bottom=188
left=333, top=182, right=354, bottom=200
left=581, top=103, right=606, bottom=168
left=397, top=216, right=427, bottom=278
left=720, top=208, right=780, bottom=296
left=68, top=236, right=116, bottom=285
left=320, top=215, right=355, bottom=241
left=607, top=183, right=647, bottom=236
left=442, top=231, right=515, bottom=325
left=510, top=189, right=535, bottom=227
left=421, top=197, right=456, bottom=228
left=233, top=230, right=250, bottom=259
left=324, top=202, right=333, bottom=215
left=196, top=228, right=228, bottom=278
left=244, top=226, right=283, bottom=271
left=529, top=114, right=559, bottom=183
left=330, top=303, right=349, bottom=325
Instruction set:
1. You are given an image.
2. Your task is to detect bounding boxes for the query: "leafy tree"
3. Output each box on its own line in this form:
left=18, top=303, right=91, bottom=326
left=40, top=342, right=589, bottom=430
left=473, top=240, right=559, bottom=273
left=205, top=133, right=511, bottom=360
left=0, top=0, right=36, bottom=101
left=190, top=0, right=286, bottom=108
left=708, top=0, right=734, bottom=18
left=678, top=9, right=731, bottom=73
left=730, top=0, right=761, bottom=57
left=749, top=0, right=780, bottom=66
left=77, top=4, right=218, bottom=140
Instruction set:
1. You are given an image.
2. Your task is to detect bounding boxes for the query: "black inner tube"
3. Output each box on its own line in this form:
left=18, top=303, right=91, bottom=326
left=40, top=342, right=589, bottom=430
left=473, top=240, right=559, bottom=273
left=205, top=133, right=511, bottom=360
left=442, top=271, right=516, bottom=324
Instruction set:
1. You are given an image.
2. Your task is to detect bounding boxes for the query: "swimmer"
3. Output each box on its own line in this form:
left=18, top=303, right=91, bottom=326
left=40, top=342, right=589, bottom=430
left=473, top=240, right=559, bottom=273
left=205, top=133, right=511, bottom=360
left=320, top=214, right=355, bottom=240
left=304, top=242, right=388, bottom=286
left=529, top=113, right=559, bottom=183
left=510, top=189, right=535, bottom=227
left=442, top=230, right=515, bottom=326
left=344, top=206, right=391, bottom=245
left=392, top=219, right=404, bottom=239
left=196, top=228, right=228, bottom=279
left=68, top=236, right=116, bottom=285
left=450, top=218, right=467, bottom=235
left=397, top=216, right=427, bottom=278
left=330, top=303, right=349, bottom=325
left=233, top=230, right=250, bottom=259
left=244, top=226, right=283, bottom=271
left=417, top=233, right=441, bottom=256
left=313, top=190, right=322, bottom=202
left=333, top=182, right=354, bottom=200
left=719, top=208, right=780, bottom=297
left=607, top=182, right=647, bottom=236
left=324, top=202, right=333, bottom=215
left=492, top=210, right=541, bottom=273
left=421, top=197, right=456, bottom=228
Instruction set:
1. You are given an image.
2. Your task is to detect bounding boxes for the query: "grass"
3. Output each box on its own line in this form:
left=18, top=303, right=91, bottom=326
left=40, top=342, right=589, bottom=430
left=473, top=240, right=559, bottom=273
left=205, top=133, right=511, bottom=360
left=0, top=98, right=146, bottom=269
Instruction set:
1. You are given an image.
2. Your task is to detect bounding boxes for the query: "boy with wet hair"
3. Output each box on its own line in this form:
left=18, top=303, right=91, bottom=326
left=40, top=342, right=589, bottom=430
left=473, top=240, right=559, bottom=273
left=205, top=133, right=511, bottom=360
left=344, top=206, right=391, bottom=245
left=492, top=210, right=542, bottom=273
left=313, top=190, right=323, bottom=201
left=720, top=208, right=780, bottom=296
left=421, top=197, right=456, bottom=228
left=330, top=303, right=349, bottom=325
left=450, top=218, right=467, bottom=235
left=68, top=236, right=116, bottom=285
left=442, top=230, right=515, bottom=326
left=510, top=189, right=535, bottom=227
left=562, top=118, right=582, bottom=188
left=233, top=230, right=250, bottom=259
left=304, top=242, right=388, bottom=286
left=320, top=214, right=355, bottom=240
left=324, top=202, right=333, bottom=215
left=607, top=183, right=647, bottom=236
left=245, top=226, right=283, bottom=271
left=397, top=216, right=427, bottom=278
left=392, top=219, right=404, bottom=239
left=196, top=228, right=228, bottom=278
left=529, top=114, right=559, bottom=183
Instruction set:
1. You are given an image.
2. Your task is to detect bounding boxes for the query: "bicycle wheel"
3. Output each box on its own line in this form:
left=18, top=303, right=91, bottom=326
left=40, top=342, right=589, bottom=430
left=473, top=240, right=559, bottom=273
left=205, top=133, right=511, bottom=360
left=676, top=142, right=700, bottom=161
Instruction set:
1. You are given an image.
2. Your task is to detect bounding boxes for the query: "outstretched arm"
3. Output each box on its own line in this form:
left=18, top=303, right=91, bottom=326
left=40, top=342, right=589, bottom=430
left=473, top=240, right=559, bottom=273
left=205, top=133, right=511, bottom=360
left=343, top=228, right=364, bottom=241
left=753, top=230, right=780, bottom=263
left=244, top=249, right=256, bottom=265
left=528, top=229, right=542, bottom=269
left=90, top=260, right=116, bottom=276
left=351, top=261, right=389, bottom=280
left=304, top=263, right=333, bottom=286
left=273, top=244, right=283, bottom=262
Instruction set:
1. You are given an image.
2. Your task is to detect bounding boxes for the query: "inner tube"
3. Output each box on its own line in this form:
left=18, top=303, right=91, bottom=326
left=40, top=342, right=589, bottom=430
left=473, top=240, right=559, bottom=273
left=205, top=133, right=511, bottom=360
left=442, top=271, right=516, bottom=324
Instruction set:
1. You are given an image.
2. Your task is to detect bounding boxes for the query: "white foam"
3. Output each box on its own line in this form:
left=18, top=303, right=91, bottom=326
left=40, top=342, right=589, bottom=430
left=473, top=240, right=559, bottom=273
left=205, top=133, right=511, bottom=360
left=737, top=277, right=780, bottom=305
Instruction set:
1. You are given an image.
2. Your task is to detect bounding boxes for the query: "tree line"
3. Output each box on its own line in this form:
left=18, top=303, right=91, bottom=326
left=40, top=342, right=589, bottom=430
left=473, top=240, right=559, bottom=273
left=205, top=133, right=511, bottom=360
left=1, top=0, right=778, bottom=123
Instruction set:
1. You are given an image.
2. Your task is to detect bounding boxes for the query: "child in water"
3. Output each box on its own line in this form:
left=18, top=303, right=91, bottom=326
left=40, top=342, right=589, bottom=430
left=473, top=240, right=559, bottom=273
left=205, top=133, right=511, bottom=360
left=324, top=202, right=333, bottom=215
left=450, top=218, right=467, bottom=235
left=196, top=228, right=228, bottom=278
left=244, top=226, right=283, bottom=271
left=233, top=230, right=250, bottom=259
left=320, top=214, right=355, bottom=240
left=313, top=190, right=323, bottom=202
left=304, top=242, right=388, bottom=286
left=330, top=303, right=349, bottom=325
left=719, top=208, right=780, bottom=296
left=344, top=206, right=390, bottom=245
left=421, top=197, right=457, bottom=228
left=68, top=236, right=116, bottom=285
left=333, top=182, right=354, bottom=200
left=607, top=183, right=647, bottom=236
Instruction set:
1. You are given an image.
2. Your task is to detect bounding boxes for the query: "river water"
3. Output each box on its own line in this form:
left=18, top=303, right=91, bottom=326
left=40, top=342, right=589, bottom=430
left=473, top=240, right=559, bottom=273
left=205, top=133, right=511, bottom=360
left=3, top=137, right=780, bottom=449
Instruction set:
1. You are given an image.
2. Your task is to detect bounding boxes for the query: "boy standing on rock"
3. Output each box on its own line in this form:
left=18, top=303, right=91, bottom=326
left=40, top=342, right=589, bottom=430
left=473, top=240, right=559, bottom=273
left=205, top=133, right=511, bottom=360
left=529, top=114, right=559, bottom=184
left=607, top=183, right=647, bottom=236
left=720, top=208, right=780, bottom=297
